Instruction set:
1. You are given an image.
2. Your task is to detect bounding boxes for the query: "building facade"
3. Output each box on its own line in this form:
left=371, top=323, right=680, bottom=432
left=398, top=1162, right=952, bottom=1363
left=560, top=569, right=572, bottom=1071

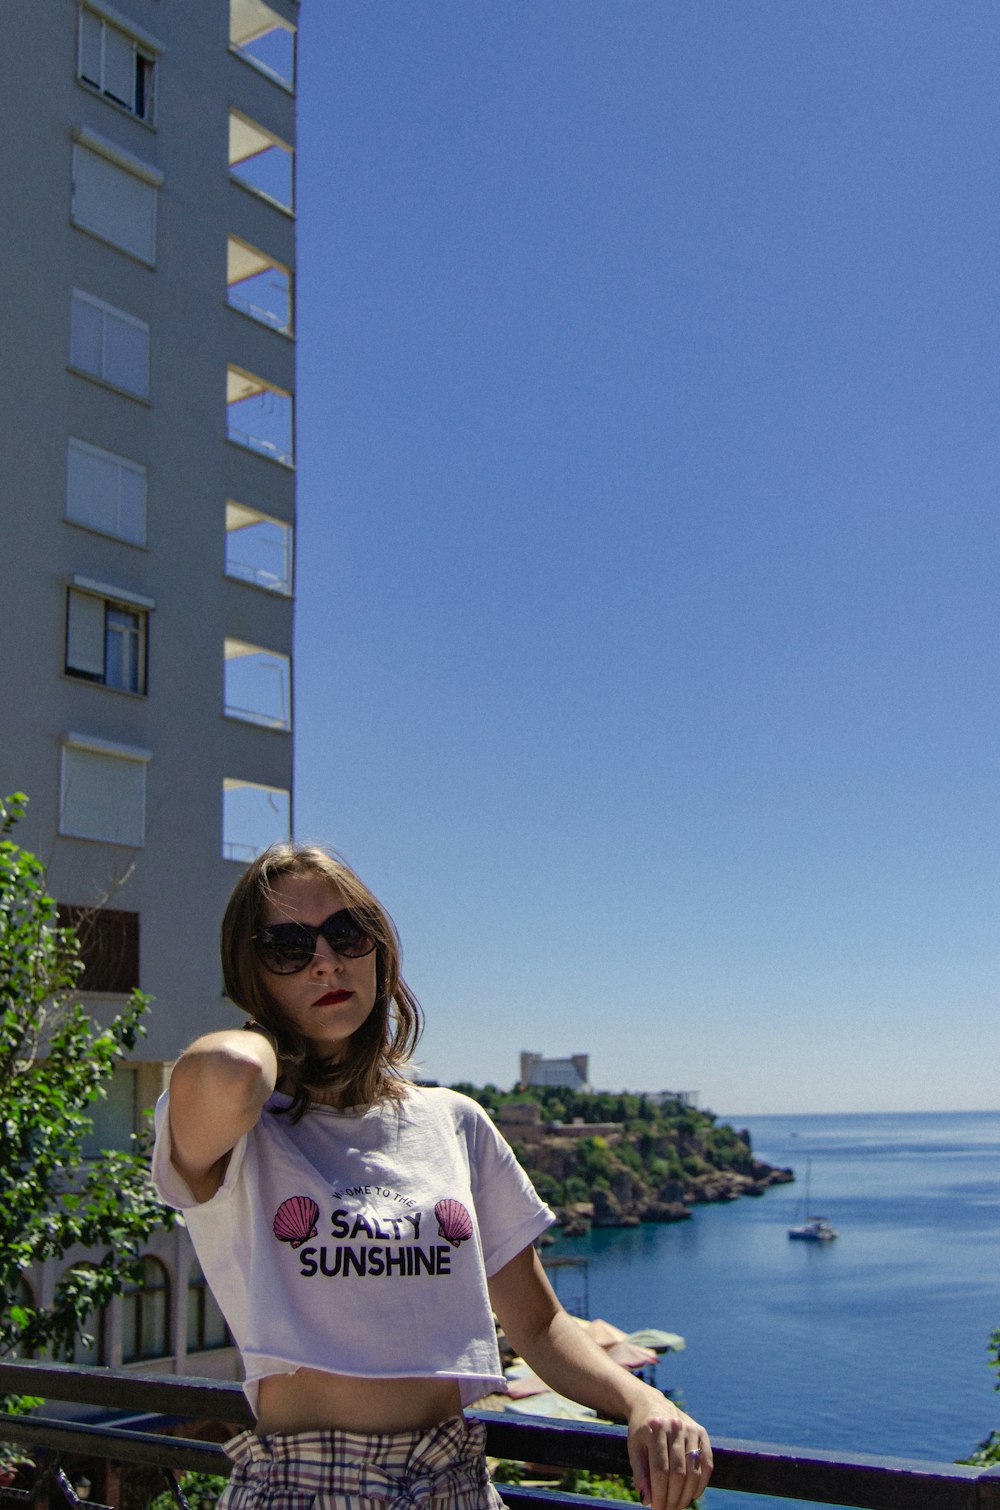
left=519, top=1052, right=590, bottom=1092
left=1, top=0, right=299, bottom=1375
left=1, top=0, right=298, bottom=1098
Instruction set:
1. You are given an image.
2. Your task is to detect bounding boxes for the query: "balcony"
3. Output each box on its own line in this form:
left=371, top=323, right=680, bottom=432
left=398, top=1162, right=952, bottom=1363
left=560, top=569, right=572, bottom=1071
left=2, top=1360, right=999, bottom=1510
left=226, top=366, right=293, bottom=468
left=221, top=777, right=289, bottom=861
left=225, top=500, right=293, bottom=595
left=229, top=0, right=296, bottom=93
left=228, top=110, right=294, bottom=215
left=227, top=237, right=293, bottom=336
left=223, top=638, right=291, bottom=730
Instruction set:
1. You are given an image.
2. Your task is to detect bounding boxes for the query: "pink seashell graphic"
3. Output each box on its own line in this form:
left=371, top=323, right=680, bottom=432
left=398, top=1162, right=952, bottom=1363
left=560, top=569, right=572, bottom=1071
left=435, top=1197, right=474, bottom=1248
left=273, top=1195, right=320, bottom=1248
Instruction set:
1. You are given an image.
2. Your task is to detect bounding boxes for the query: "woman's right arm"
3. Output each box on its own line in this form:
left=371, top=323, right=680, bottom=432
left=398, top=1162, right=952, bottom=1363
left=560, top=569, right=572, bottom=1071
left=167, top=1029, right=278, bottom=1202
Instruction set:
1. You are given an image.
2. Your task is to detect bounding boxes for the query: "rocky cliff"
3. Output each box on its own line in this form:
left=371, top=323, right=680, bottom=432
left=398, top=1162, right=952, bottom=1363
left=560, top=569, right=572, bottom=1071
left=451, top=1083, right=793, bottom=1234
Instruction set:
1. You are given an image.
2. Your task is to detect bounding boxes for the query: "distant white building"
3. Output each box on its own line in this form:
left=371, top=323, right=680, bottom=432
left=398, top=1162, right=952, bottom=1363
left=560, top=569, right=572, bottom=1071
left=520, top=1051, right=590, bottom=1091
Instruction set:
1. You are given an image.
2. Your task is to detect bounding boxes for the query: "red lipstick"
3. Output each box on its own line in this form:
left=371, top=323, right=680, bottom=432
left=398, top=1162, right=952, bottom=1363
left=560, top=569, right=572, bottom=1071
left=315, top=990, right=352, bottom=1006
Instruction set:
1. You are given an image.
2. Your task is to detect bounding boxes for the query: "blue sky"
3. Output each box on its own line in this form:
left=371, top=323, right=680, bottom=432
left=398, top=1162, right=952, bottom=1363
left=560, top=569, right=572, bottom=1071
left=291, top=3, right=1000, bottom=1114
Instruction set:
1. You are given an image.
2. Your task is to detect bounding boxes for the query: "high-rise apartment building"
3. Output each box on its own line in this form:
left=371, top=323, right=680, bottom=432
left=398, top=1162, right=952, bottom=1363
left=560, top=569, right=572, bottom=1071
left=0, top=0, right=299, bottom=1375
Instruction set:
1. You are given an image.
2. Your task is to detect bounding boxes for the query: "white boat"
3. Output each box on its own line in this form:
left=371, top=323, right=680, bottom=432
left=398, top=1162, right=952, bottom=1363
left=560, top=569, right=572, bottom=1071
left=788, top=1160, right=838, bottom=1241
left=788, top=1216, right=838, bottom=1242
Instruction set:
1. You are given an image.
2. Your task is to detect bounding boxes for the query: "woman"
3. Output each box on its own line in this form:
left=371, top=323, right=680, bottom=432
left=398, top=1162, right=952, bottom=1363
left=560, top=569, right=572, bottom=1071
left=152, top=844, right=712, bottom=1510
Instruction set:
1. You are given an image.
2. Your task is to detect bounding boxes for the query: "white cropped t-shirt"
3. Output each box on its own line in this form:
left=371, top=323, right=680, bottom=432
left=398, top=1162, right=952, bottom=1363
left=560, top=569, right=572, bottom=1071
left=152, top=1085, right=554, bottom=1414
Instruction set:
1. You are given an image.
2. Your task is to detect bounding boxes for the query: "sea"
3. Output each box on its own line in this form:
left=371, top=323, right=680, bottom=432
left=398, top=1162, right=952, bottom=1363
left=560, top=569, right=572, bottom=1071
left=541, top=1110, right=1000, bottom=1510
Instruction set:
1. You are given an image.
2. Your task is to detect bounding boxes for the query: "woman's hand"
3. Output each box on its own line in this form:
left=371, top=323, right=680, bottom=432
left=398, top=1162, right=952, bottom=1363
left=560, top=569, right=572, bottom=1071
left=626, top=1389, right=712, bottom=1510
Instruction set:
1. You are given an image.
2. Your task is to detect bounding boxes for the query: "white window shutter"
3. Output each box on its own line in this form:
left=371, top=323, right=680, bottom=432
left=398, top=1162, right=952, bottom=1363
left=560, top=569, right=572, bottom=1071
left=79, top=10, right=102, bottom=85
left=103, top=25, right=135, bottom=108
left=61, top=748, right=146, bottom=847
left=117, top=465, right=147, bottom=543
left=66, top=590, right=106, bottom=678
left=104, top=309, right=149, bottom=396
left=70, top=293, right=104, bottom=376
left=73, top=146, right=156, bottom=264
left=67, top=440, right=147, bottom=545
left=67, top=442, right=114, bottom=533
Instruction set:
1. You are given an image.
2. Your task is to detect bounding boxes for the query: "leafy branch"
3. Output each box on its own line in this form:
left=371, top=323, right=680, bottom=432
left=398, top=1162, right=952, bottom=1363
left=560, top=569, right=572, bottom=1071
left=0, top=793, right=171, bottom=1393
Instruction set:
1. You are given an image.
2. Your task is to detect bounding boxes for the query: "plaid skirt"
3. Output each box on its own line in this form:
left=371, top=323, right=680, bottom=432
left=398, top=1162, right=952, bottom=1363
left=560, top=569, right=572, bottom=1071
left=217, top=1415, right=506, bottom=1510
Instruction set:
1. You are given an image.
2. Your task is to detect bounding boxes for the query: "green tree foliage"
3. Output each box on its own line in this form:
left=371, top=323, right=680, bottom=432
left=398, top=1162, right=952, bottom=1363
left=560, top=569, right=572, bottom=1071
left=959, top=1329, right=1000, bottom=1466
left=557, top=1468, right=640, bottom=1501
left=149, top=1472, right=229, bottom=1510
left=492, top=1459, right=639, bottom=1501
left=0, top=793, right=170, bottom=1390
left=699, top=1122, right=754, bottom=1175
left=572, top=1136, right=616, bottom=1188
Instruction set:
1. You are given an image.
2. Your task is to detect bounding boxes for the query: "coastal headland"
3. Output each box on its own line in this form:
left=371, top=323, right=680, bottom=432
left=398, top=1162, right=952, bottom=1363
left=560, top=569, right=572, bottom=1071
left=451, top=1084, right=793, bottom=1234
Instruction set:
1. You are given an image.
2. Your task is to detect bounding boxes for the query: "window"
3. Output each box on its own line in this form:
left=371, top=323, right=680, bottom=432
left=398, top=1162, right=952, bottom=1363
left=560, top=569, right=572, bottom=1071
left=72, top=130, right=160, bottom=264
left=229, top=110, right=294, bottom=213
left=224, top=502, right=293, bottom=594
left=227, top=366, right=294, bottom=465
left=187, top=1262, right=231, bottom=1353
left=56, top=906, right=140, bottom=993
left=230, top=0, right=296, bottom=90
left=227, top=237, right=292, bottom=334
left=65, top=580, right=152, bottom=694
left=78, top=6, right=157, bottom=121
left=223, top=778, right=290, bottom=862
left=67, top=438, right=147, bottom=545
left=60, top=735, right=150, bottom=847
left=122, top=1258, right=170, bottom=1363
left=82, top=1066, right=138, bottom=1156
left=224, top=639, right=291, bottom=729
left=70, top=290, right=149, bottom=398
left=226, top=501, right=293, bottom=594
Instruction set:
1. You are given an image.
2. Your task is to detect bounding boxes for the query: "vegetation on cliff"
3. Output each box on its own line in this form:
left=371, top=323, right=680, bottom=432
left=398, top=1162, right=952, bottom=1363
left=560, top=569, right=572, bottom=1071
left=451, top=1082, right=792, bottom=1231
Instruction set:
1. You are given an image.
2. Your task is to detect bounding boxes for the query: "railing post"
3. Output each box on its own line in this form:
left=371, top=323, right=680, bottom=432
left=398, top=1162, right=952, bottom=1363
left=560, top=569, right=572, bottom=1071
left=116, top=1464, right=164, bottom=1510
left=101, top=1466, right=120, bottom=1510
left=29, top=1459, right=54, bottom=1510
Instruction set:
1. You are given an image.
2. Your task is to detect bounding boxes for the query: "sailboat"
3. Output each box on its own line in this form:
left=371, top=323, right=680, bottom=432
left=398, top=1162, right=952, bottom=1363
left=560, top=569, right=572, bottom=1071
left=788, top=1159, right=837, bottom=1242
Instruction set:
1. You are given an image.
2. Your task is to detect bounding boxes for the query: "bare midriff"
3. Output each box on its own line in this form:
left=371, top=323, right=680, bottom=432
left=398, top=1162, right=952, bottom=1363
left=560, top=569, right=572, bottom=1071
left=255, top=1369, right=465, bottom=1435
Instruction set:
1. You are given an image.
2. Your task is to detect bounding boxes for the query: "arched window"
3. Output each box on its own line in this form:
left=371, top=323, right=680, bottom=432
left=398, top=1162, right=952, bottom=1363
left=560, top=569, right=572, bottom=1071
left=186, top=1263, right=231, bottom=1353
left=122, top=1257, right=170, bottom=1362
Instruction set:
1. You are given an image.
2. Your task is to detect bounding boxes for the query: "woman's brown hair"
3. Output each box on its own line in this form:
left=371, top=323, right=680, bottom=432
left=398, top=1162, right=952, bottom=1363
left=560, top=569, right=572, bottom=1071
left=220, top=844, right=423, bottom=1120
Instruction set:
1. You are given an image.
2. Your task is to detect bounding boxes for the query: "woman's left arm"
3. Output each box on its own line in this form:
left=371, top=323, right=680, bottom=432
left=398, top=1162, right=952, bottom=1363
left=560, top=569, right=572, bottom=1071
left=488, top=1246, right=712, bottom=1510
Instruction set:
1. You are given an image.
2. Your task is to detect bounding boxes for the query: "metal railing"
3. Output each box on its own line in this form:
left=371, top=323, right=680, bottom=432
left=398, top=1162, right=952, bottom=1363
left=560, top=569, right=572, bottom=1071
left=226, top=291, right=292, bottom=335
left=222, top=702, right=290, bottom=731
left=224, top=559, right=292, bottom=595
left=221, top=842, right=259, bottom=863
left=2, top=1360, right=999, bottom=1510
left=225, top=425, right=294, bottom=468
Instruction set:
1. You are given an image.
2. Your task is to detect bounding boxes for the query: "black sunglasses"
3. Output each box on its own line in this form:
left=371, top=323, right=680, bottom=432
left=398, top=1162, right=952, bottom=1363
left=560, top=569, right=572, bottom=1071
left=253, top=908, right=376, bottom=975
